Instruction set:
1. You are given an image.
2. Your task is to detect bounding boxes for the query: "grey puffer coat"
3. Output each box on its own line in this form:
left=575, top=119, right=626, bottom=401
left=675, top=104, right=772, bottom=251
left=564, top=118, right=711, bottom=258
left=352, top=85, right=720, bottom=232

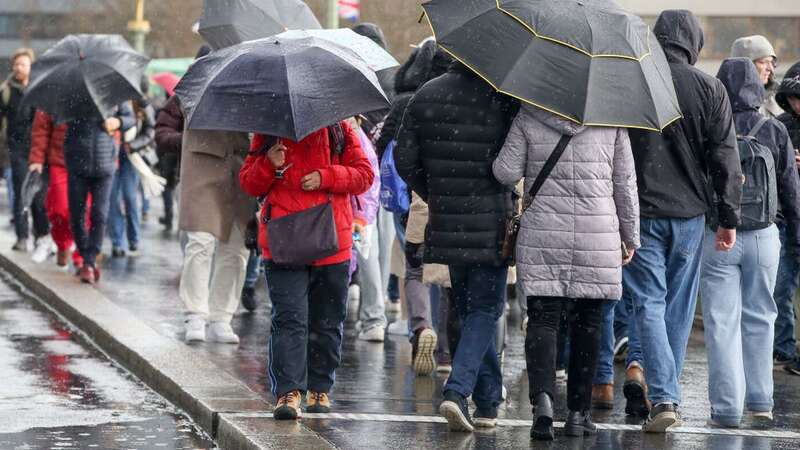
left=493, top=107, right=640, bottom=300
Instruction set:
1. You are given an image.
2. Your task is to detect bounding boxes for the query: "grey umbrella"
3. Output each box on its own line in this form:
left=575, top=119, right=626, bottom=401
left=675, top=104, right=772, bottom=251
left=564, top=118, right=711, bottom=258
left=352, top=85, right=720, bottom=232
left=175, top=36, right=389, bottom=141
left=423, top=0, right=682, bottom=131
left=198, top=0, right=321, bottom=50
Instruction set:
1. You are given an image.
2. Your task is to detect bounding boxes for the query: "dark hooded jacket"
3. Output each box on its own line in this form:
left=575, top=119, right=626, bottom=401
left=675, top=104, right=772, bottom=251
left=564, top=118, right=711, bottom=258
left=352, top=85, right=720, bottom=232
left=777, top=61, right=800, bottom=149
left=394, top=62, right=519, bottom=265
left=64, top=103, right=135, bottom=178
left=352, top=23, right=395, bottom=136
left=718, top=58, right=800, bottom=251
left=0, top=78, right=36, bottom=159
left=375, top=40, right=452, bottom=158
left=627, top=10, right=742, bottom=228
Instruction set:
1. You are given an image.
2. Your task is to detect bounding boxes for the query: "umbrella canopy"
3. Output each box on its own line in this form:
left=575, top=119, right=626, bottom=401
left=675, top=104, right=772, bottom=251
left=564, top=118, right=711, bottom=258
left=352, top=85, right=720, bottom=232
left=422, top=0, right=682, bottom=131
left=199, top=0, right=321, bottom=50
left=22, top=34, right=149, bottom=123
left=151, top=72, right=180, bottom=97
left=175, top=36, right=390, bottom=141
left=277, top=29, right=399, bottom=72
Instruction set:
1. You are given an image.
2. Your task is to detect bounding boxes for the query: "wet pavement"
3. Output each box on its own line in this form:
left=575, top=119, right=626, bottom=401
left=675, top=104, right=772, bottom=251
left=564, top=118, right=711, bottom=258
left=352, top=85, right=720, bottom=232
left=4, top=198, right=800, bottom=449
left=0, top=268, right=213, bottom=449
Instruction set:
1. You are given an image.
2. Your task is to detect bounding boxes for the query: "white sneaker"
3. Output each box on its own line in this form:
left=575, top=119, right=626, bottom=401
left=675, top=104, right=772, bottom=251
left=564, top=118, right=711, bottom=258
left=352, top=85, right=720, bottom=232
left=358, top=326, right=385, bottom=342
left=385, top=300, right=401, bottom=313
left=207, top=321, right=240, bottom=344
left=185, top=318, right=206, bottom=342
left=31, top=236, right=55, bottom=264
left=387, top=319, right=409, bottom=336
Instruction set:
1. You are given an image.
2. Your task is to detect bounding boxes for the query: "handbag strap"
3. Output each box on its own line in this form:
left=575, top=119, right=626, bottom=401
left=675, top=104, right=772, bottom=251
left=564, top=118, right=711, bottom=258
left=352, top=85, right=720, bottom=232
left=522, top=134, right=573, bottom=210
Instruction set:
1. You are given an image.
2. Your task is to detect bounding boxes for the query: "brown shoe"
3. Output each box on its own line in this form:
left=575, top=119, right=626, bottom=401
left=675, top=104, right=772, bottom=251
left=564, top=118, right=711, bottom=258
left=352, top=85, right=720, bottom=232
left=274, top=390, right=302, bottom=420
left=623, top=363, right=652, bottom=417
left=79, top=265, right=97, bottom=284
left=306, top=391, right=331, bottom=413
left=591, top=384, right=614, bottom=410
left=56, top=249, right=70, bottom=267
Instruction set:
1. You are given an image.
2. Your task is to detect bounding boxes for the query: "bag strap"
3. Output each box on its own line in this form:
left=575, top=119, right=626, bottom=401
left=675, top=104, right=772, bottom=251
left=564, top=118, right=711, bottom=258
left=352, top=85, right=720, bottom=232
left=746, top=116, right=769, bottom=139
left=523, top=134, right=573, bottom=210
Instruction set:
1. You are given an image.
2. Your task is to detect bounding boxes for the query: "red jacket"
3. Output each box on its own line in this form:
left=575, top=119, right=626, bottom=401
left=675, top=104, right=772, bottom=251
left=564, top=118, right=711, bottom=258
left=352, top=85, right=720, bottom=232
left=240, top=121, right=374, bottom=266
left=28, top=110, right=67, bottom=167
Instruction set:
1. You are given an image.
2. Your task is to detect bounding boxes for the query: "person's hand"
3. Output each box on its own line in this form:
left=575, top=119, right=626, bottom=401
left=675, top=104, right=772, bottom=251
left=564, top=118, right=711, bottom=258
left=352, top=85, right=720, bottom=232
left=301, top=171, right=321, bottom=191
left=29, top=163, right=43, bottom=174
left=404, top=243, right=424, bottom=269
left=716, top=228, right=736, bottom=251
left=103, top=117, right=121, bottom=134
left=266, top=142, right=287, bottom=168
left=622, top=249, right=635, bottom=265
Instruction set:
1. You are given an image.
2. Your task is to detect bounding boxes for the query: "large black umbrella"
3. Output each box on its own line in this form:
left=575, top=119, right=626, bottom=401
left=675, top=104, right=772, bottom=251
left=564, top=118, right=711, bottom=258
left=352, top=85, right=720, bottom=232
left=175, top=36, right=390, bottom=141
left=22, top=34, right=149, bottom=123
left=423, top=0, right=681, bottom=131
left=198, top=0, right=321, bottom=50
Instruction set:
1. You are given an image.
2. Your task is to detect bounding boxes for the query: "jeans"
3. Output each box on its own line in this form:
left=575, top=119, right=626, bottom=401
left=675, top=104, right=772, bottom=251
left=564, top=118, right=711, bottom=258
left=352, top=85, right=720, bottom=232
left=108, top=152, right=141, bottom=249
left=357, top=223, right=387, bottom=331
left=445, top=264, right=507, bottom=410
left=68, top=174, right=113, bottom=267
left=265, top=261, right=350, bottom=397
left=773, top=222, right=799, bottom=360
left=623, top=215, right=705, bottom=406
left=11, top=154, right=49, bottom=240
left=527, top=297, right=605, bottom=411
left=623, top=290, right=644, bottom=366
left=700, top=226, right=779, bottom=425
left=594, top=300, right=618, bottom=385
left=244, top=249, right=262, bottom=289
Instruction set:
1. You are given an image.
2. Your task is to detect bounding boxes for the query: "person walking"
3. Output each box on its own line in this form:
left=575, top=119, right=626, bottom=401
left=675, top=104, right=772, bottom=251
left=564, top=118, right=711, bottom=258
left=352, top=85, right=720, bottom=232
left=623, top=10, right=743, bottom=433
left=395, top=59, right=518, bottom=432
left=1, top=48, right=50, bottom=253
left=63, top=102, right=135, bottom=283
left=493, top=105, right=639, bottom=440
left=28, top=109, right=84, bottom=269
left=700, top=57, right=800, bottom=428
left=109, top=95, right=155, bottom=257
left=774, top=61, right=800, bottom=374
left=731, top=35, right=782, bottom=119
left=154, top=93, right=182, bottom=232
left=239, top=121, right=373, bottom=420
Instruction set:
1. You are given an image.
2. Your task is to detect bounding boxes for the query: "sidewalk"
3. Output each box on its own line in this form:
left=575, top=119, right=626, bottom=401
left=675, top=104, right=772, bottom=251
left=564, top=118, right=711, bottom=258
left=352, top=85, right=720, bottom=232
left=2, top=198, right=800, bottom=449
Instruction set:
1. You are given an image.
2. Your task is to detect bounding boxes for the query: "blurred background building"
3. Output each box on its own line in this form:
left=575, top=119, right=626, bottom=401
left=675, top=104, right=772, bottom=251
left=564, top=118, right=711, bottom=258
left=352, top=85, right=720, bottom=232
left=0, top=0, right=798, bottom=76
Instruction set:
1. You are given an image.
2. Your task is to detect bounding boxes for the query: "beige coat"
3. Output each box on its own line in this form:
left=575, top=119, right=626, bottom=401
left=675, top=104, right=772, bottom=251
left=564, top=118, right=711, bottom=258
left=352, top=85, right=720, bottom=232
left=178, top=129, right=255, bottom=242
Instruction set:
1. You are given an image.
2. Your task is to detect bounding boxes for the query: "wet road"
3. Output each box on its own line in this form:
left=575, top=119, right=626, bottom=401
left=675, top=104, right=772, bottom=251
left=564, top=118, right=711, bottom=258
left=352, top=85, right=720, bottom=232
left=0, top=269, right=213, bottom=449
left=6, top=198, right=800, bottom=449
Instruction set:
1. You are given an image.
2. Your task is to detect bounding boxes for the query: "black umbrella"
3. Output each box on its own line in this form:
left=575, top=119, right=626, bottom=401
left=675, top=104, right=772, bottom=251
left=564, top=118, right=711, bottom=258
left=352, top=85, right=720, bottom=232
left=198, top=0, right=321, bottom=50
left=422, top=0, right=681, bottom=131
left=22, top=34, right=149, bottom=123
left=175, top=36, right=389, bottom=141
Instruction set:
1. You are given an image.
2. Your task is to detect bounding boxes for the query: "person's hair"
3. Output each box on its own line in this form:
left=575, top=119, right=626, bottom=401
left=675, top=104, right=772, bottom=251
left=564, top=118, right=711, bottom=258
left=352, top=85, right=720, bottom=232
left=11, top=48, right=34, bottom=64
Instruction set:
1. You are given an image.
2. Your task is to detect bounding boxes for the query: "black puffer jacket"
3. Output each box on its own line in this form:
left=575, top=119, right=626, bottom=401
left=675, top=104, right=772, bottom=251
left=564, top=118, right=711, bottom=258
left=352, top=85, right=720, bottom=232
left=64, top=103, right=135, bottom=178
left=627, top=10, right=742, bottom=229
left=0, top=79, right=35, bottom=158
left=777, top=61, right=800, bottom=149
left=375, top=40, right=452, bottom=158
left=395, top=63, right=519, bottom=265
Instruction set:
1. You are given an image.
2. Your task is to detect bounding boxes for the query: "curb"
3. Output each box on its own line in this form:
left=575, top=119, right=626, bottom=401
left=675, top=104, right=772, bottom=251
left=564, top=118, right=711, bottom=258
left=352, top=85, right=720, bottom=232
left=0, top=248, right=284, bottom=449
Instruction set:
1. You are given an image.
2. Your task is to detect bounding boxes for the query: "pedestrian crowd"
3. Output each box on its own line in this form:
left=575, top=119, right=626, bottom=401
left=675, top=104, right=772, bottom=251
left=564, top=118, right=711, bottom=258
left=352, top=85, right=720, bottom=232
left=1, top=0, right=800, bottom=442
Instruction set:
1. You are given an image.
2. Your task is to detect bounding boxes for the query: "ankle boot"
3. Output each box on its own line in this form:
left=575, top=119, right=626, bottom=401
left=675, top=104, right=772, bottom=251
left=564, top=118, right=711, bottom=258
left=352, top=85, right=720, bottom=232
left=530, top=392, right=554, bottom=441
left=564, top=410, right=597, bottom=437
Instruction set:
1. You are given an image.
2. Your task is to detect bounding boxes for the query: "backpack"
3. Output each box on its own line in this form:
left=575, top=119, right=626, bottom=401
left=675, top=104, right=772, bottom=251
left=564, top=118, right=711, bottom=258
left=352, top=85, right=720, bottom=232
left=738, top=117, right=778, bottom=231
left=379, top=140, right=410, bottom=213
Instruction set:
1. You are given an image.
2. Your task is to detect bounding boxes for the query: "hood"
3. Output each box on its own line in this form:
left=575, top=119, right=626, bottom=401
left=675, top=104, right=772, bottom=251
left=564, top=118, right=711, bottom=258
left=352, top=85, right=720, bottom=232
left=526, top=105, right=585, bottom=137
left=195, top=44, right=211, bottom=60
left=776, top=61, right=800, bottom=114
left=717, top=58, right=765, bottom=112
left=351, top=23, right=387, bottom=50
left=394, top=39, right=452, bottom=93
left=653, top=10, right=704, bottom=66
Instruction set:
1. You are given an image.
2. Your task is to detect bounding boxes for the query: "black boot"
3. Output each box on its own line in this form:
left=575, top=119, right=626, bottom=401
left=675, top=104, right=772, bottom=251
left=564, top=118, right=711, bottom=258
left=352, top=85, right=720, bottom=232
left=564, top=410, right=597, bottom=437
left=531, top=392, right=554, bottom=441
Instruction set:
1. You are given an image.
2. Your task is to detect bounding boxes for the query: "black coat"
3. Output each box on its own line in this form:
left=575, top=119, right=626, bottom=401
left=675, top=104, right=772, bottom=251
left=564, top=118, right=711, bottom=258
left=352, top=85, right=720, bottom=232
left=777, top=61, right=800, bottom=149
left=0, top=79, right=35, bottom=158
left=395, top=64, right=519, bottom=265
left=627, top=10, right=742, bottom=229
left=64, top=103, right=135, bottom=178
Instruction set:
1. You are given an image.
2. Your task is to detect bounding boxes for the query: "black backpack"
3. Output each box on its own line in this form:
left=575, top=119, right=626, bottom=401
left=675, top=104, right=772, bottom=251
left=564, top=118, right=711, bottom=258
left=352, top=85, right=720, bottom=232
left=738, top=117, right=777, bottom=231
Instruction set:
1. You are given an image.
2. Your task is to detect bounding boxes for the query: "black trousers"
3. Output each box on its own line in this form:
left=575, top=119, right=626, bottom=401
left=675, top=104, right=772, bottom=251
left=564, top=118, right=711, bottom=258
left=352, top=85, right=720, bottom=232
left=10, top=154, right=49, bottom=240
left=526, top=296, right=605, bottom=412
left=67, top=173, right=113, bottom=267
left=264, top=261, right=350, bottom=397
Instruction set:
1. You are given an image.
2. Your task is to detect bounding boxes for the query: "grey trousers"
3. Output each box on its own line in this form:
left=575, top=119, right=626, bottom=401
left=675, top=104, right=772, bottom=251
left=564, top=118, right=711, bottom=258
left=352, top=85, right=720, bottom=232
left=405, top=259, right=432, bottom=337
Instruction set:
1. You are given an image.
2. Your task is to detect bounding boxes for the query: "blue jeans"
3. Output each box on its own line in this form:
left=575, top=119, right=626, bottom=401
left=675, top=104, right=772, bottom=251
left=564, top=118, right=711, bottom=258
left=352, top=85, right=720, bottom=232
left=108, top=153, right=141, bottom=249
left=623, top=215, right=705, bottom=406
left=594, top=300, right=618, bottom=385
left=244, top=249, right=261, bottom=289
left=445, top=264, right=507, bottom=410
left=4, top=166, right=13, bottom=214
left=700, top=226, right=779, bottom=425
left=773, top=222, right=799, bottom=360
